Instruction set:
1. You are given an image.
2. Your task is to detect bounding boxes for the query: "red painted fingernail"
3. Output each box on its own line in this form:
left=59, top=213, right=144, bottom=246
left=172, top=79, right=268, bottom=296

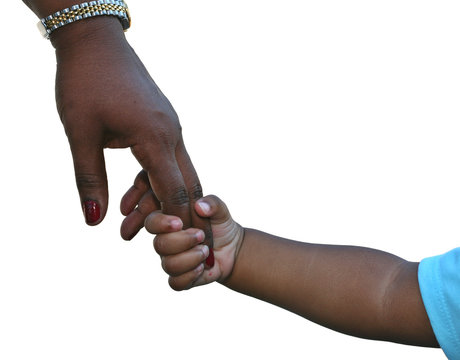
left=83, top=200, right=100, bottom=224
left=205, top=248, right=215, bottom=267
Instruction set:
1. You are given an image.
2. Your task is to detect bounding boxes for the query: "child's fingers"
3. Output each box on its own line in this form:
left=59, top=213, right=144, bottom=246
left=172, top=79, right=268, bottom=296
left=120, top=190, right=160, bottom=240
left=161, top=243, right=209, bottom=276
left=145, top=211, right=183, bottom=235
left=194, top=195, right=232, bottom=225
left=168, top=263, right=205, bottom=291
left=154, top=228, right=205, bottom=256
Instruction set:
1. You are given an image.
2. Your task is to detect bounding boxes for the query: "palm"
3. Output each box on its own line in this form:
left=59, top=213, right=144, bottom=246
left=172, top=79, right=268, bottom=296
left=195, top=218, right=244, bottom=286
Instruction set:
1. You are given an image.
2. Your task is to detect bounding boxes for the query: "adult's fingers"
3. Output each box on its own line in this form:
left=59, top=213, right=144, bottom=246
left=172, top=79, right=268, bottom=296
left=120, top=170, right=151, bottom=216
left=120, top=170, right=161, bottom=240
left=131, top=143, right=192, bottom=228
left=69, top=137, right=108, bottom=225
left=175, top=140, right=214, bottom=266
left=120, top=190, right=161, bottom=240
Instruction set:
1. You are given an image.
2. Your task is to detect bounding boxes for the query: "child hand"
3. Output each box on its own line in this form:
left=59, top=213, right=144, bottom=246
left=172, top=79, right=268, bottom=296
left=145, top=195, right=244, bottom=291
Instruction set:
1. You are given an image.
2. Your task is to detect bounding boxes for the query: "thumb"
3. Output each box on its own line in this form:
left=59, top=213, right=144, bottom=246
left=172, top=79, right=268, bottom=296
left=69, top=140, right=108, bottom=225
left=194, top=195, right=231, bottom=226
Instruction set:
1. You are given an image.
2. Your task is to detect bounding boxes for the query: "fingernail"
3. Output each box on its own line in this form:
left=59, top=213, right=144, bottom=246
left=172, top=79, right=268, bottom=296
left=201, top=245, right=210, bottom=258
left=170, top=219, right=182, bottom=229
left=195, top=263, right=204, bottom=274
left=205, top=248, right=215, bottom=267
left=83, top=200, right=100, bottom=224
left=195, top=230, right=205, bottom=242
left=197, top=201, right=211, bottom=214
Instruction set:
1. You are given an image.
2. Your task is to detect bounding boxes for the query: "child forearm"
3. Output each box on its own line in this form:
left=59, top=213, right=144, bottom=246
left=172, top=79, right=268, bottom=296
left=223, top=228, right=439, bottom=348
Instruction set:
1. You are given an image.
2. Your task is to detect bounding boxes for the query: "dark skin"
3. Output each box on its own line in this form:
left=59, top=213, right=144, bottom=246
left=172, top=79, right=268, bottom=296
left=139, top=190, right=440, bottom=349
left=23, top=1, right=440, bottom=349
left=23, top=1, right=212, bottom=252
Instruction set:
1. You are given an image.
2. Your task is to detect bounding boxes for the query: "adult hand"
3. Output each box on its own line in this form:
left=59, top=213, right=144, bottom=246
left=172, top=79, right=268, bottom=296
left=50, top=17, right=212, bottom=250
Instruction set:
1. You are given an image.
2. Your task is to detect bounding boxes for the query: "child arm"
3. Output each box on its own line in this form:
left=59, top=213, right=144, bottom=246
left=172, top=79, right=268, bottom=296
left=146, top=195, right=439, bottom=348
left=224, top=229, right=438, bottom=347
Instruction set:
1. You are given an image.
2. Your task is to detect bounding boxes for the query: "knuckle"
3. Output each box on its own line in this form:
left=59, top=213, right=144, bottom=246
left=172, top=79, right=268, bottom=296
left=189, top=183, right=203, bottom=201
left=162, top=257, right=183, bottom=278
left=154, top=106, right=181, bottom=128
left=155, top=126, right=175, bottom=147
left=168, top=277, right=184, bottom=292
left=204, top=194, right=218, bottom=204
left=131, top=144, right=173, bottom=172
left=75, top=173, right=106, bottom=190
left=162, top=257, right=181, bottom=278
left=161, top=257, right=170, bottom=273
left=131, top=144, right=157, bottom=167
left=131, top=144, right=148, bottom=164
left=137, top=192, right=158, bottom=215
left=207, top=194, right=226, bottom=212
left=144, top=213, right=155, bottom=233
left=133, top=170, right=149, bottom=189
left=149, top=109, right=181, bottom=143
left=153, top=236, right=165, bottom=254
left=169, top=186, right=190, bottom=206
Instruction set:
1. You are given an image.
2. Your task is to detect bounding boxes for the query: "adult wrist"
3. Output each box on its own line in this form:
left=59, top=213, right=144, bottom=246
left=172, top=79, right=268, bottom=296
left=51, top=15, right=126, bottom=52
left=38, top=1, right=130, bottom=40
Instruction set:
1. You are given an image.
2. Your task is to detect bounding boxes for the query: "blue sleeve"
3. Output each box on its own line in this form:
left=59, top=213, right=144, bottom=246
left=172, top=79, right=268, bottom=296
left=418, top=248, right=460, bottom=360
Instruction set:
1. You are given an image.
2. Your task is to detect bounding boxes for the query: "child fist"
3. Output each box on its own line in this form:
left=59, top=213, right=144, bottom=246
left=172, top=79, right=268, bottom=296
left=145, top=195, right=244, bottom=291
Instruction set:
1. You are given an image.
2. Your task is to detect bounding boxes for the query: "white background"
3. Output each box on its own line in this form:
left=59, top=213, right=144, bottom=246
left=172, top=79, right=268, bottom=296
left=1, top=1, right=458, bottom=359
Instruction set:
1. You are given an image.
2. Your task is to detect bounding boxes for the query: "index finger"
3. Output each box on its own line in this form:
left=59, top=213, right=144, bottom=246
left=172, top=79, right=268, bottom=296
left=175, top=140, right=214, bottom=267
left=131, top=143, right=192, bottom=228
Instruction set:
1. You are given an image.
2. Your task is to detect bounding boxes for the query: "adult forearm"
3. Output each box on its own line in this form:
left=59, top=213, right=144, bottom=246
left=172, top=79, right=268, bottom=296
left=23, top=0, right=79, bottom=18
left=224, top=229, right=438, bottom=347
